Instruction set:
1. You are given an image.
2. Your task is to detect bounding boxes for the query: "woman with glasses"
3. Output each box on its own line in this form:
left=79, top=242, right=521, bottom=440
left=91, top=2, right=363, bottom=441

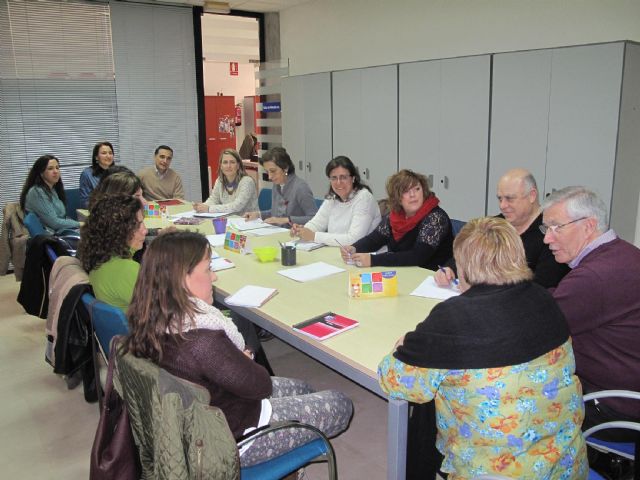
left=340, top=169, right=453, bottom=270
left=290, top=156, right=380, bottom=246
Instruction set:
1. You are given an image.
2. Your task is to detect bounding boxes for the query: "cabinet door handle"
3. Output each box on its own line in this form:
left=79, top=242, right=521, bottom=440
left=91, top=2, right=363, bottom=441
left=306, top=162, right=311, bottom=172
left=428, top=174, right=434, bottom=189
left=364, top=168, right=370, bottom=180
left=441, top=176, right=449, bottom=189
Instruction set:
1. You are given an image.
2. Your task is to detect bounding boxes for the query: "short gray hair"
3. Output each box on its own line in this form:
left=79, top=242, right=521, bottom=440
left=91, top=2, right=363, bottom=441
left=542, top=186, right=608, bottom=232
left=522, top=173, right=538, bottom=202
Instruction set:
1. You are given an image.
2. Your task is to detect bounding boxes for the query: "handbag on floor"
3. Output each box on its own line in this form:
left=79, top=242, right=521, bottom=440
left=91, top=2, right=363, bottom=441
left=89, top=342, right=141, bottom=480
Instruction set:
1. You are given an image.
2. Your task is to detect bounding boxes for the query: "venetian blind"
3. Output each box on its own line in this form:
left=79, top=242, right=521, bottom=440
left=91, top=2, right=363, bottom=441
left=109, top=1, right=201, bottom=200
left=0, top=0, right=118, bottom=224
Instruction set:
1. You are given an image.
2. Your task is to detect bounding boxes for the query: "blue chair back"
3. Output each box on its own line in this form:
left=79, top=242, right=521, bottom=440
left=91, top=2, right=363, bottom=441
left=65, top=188, right=81, bottom=220
left=258, top=188, right=272, bottom=211
left=81, top=293, right=129, bottom=358
left=451, top=219, right=466, bottom=237
left=314, top=198, right=324, bottom=209
left=24, top=212, right=47, bottom=237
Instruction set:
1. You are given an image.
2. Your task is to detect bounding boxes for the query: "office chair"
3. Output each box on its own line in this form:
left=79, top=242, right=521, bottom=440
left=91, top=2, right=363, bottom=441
left=314, top=198, right=324, bottom=209
left=258, top=188, right=272, bottom=211
left=24, top=212, right=47, bottom=237
left=116, top=351, right=337, bottom=480
left=64, top=188, right=81, bottom=220
left=81, top=293, right=130, bottom=408
left=583, top=390, right=640, bottom=480
left=451, top=219, right=467, bottom=236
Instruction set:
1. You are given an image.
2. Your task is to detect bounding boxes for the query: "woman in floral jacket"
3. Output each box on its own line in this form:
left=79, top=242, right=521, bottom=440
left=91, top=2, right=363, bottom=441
left=378, top=217, right=587, bottom=479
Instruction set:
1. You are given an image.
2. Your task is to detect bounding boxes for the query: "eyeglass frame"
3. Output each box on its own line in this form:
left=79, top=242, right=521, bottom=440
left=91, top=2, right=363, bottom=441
left=329, top=174, right=352, bottom=183
left=539, top=217, right=588, bottom=235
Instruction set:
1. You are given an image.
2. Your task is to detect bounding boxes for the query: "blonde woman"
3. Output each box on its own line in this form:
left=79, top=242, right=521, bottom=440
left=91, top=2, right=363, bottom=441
left=379, top=217, right=587, bottom=479
left=193, top=149, right=258, bottom=215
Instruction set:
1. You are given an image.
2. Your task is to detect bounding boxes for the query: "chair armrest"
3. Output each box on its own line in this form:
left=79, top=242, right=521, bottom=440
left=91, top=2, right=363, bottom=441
left=584, top=420, right=640, bottom=438
left=583, top=390, right=640, bottom=402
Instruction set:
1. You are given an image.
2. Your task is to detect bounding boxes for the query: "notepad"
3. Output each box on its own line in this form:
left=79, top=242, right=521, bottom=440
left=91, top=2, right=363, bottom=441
left=210, top=257, right=235, bottom=272
left=277, top=262, right=345, bottom=282
left=410, top=276, right=460, bottom=300
left=293, top=312, right=359, bottom=341
left=227, top=218, right=266, bottom=231
left=250, top=226, right=290, bottom=236
left=224, top=285, right=278, bottom=308
left=294, top=241, right=324, bottom=251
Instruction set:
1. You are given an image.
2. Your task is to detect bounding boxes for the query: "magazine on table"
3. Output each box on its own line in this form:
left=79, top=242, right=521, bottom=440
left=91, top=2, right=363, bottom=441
left=292, top=312, right=359, bottom=341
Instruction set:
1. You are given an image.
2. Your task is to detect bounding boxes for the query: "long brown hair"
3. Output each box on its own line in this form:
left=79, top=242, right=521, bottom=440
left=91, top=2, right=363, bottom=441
left=122, top=231, right=211, bottom=362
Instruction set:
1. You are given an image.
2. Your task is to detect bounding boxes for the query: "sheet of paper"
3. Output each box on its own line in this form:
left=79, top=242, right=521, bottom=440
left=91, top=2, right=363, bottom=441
left=224, top=285, right=277, bottom=308
left=277, top=261, right=345, bottom=283
left=206, top=234, right=226, bottom=247
left=250, top=226, right=290, bottom=236
left=169, top=210, right=196, bottom=220
left=410, top=275, right=460, bottom=300
left=194, top=212, right=228, bottom=218
left=227, top=218, right=266, bottom=231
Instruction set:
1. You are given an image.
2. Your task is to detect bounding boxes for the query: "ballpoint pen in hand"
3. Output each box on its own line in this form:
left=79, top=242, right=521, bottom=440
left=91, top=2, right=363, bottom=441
left=336, top=240, right=354, bottom=265
left=438, top=265, right=459, bottom=287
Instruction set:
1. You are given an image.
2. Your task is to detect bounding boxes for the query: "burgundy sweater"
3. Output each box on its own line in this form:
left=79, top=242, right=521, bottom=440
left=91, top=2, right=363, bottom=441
left=159, top=329, right=272, bottom=438
left=550, top=238, right=640, bottom=418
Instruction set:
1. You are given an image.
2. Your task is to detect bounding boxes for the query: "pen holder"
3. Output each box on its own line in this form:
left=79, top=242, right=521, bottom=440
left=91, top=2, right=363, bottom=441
left=281, top=245, right=296, bottom=266
left=212, top=217, right=227, bottom=234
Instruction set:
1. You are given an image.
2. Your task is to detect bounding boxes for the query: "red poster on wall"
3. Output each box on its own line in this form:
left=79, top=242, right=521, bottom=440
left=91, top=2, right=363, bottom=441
left=230, top=62, right=238, bottom=76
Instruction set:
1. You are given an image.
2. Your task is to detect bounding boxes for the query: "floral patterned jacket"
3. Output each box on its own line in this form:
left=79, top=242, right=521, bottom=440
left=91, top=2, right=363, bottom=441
left=379, top=340, right=588, bottom=480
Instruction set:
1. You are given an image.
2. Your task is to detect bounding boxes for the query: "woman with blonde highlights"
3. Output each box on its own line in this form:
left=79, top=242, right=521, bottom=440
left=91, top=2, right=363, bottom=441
left=193, top=148, right=258, bottom=215
left=341, top=169, right=453, bottom=269
left=379, top=217, right=586, bottom=479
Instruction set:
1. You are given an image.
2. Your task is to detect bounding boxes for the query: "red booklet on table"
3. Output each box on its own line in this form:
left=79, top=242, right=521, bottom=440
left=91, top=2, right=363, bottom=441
left=156, top=199, right=184, bottom=207
left=293, top=312, right=358, bottom=341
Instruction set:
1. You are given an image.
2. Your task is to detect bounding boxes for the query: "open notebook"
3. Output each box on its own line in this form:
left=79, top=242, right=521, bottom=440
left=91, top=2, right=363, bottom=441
left=224, top=285, right=278, bottom=308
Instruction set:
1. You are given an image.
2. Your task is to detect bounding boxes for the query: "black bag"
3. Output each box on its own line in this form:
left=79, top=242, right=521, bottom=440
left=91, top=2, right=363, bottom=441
left=89, top=349, right=141, bottom=480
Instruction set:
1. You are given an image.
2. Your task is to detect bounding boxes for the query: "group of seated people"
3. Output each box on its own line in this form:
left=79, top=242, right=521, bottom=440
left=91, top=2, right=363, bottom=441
left=20, top=138, right=640, bottom=477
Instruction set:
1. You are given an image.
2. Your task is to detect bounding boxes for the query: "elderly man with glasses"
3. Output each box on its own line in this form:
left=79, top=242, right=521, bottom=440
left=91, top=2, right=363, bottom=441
left=436, top=168, right=568, bottom=288
left=542, top=186, right=640, bottom=442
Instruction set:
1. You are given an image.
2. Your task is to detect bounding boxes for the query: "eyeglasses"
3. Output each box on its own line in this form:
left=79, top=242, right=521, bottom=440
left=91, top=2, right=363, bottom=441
left=329, top=175, right=352, bottom=183
left=539, top=217, right=588, bottom=235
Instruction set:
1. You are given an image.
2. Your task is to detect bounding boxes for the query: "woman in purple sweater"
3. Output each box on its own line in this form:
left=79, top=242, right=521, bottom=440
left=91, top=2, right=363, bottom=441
left=122, top=231, right=352, bottom=466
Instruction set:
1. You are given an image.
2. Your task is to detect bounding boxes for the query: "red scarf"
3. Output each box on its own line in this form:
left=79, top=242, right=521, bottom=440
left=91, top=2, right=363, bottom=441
left=389, top=194, right=440, bottom=242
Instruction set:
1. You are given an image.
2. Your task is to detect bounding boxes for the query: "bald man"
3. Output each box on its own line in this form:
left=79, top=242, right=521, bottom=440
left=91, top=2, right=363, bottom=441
left=436, top=168, right=568, bottom=288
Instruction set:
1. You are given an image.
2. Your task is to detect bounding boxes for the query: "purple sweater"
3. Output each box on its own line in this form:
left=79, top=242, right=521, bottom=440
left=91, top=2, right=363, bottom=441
left=159, top=329, right=272, bottom=438
left=550, top=238, right=640, bottom=418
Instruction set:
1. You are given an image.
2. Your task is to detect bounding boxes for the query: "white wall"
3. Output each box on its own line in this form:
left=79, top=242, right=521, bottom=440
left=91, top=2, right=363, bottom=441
left=280, top=0, right=640, bottom=75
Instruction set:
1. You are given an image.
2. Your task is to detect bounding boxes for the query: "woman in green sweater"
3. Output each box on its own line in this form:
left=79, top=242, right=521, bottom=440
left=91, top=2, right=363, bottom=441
left=77, top=195, right=147, bottom=312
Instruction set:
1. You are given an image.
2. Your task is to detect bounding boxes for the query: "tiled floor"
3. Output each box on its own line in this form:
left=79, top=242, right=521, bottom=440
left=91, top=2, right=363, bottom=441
left=0, top=274, right=389, bottom=479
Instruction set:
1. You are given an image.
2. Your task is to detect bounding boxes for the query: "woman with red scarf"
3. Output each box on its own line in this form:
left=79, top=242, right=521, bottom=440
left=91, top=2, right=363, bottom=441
left=341, top=169, right=453, bottom=270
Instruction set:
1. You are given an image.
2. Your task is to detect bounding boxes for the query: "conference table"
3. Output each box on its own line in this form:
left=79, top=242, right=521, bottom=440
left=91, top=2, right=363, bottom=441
left=146, top=205, right=443, bottom=480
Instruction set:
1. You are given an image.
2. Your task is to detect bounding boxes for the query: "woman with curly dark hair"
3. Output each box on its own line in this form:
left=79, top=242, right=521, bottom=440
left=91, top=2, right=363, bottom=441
left=78, top=194, right=147, bottom=312
left=87, top=170, right=145, bottom=211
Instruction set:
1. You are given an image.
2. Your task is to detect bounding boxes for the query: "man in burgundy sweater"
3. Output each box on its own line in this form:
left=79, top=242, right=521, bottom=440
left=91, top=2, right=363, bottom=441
left=542, top=186, right=640, bottom=440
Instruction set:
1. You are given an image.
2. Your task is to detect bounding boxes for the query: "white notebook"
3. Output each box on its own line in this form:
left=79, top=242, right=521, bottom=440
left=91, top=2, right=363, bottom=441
left=224, top=285, right=278, bottom=308
left=277, top=262, right=345, bottom=283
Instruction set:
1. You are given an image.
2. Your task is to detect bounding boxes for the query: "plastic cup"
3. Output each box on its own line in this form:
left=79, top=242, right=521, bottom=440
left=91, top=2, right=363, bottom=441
left=213, top=217, right=227, bottom=234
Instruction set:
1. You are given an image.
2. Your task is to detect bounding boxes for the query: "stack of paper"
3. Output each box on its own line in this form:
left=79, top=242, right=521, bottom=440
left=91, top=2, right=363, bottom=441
left=250, top=226, right=290, bottom=236
left=294, top=241, right=324, bottom=251
left=206, top=234, right=226, bottom=247
left=194, top=212, right=228, bottom=218
left=277, top=262, right=345, bottom=282
left=224, top=285, right=278, bottom=308
left=410, top=276, right=460, bottom=300
left=227, top=219, right=265, bottom=231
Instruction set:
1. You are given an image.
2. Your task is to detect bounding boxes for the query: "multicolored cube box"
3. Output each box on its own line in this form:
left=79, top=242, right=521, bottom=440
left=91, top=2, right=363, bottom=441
left=143, top=202, right=165, bottom=218
left=348, top=271, right=397, bottom=299
left=224, top=231, right=248, bottom=254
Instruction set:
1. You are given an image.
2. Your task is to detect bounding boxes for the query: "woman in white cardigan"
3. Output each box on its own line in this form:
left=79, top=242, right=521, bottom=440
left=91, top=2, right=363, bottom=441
left=290, top=156, right=381, bottom=246
left=193, top=149, right=258, bottom=215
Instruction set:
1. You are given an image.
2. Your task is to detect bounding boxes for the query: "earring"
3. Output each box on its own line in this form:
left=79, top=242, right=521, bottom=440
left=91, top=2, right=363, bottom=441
left=285, top=170, right=288, bottom=176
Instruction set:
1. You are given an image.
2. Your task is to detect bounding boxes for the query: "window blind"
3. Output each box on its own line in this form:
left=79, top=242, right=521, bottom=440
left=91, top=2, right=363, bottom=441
left=0, top=0, right=118, bottom=224
left=109, top=1, right=201, bottom=200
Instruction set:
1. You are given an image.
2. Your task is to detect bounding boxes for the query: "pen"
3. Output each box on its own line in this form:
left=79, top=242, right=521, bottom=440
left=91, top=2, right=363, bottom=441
left=437, top=265, right=459, bottom=287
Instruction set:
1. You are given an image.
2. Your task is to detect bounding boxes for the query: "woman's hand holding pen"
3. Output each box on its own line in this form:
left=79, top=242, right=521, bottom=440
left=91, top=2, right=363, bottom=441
left=290, top=223, right=314, bottom=241
left=338, top=243, right=356, bottom=264
left=192, top=202, right=209, bottom=213
left=244, top=211, right=260, bottom=221
left=434, top=265, right=456, bottom=287
left=351, top=253, right=371, bottom=268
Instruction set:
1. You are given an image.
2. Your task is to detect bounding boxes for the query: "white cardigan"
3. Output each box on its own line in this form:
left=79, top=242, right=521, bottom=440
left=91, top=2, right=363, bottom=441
left=305, top=188, right=381, bottom=246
